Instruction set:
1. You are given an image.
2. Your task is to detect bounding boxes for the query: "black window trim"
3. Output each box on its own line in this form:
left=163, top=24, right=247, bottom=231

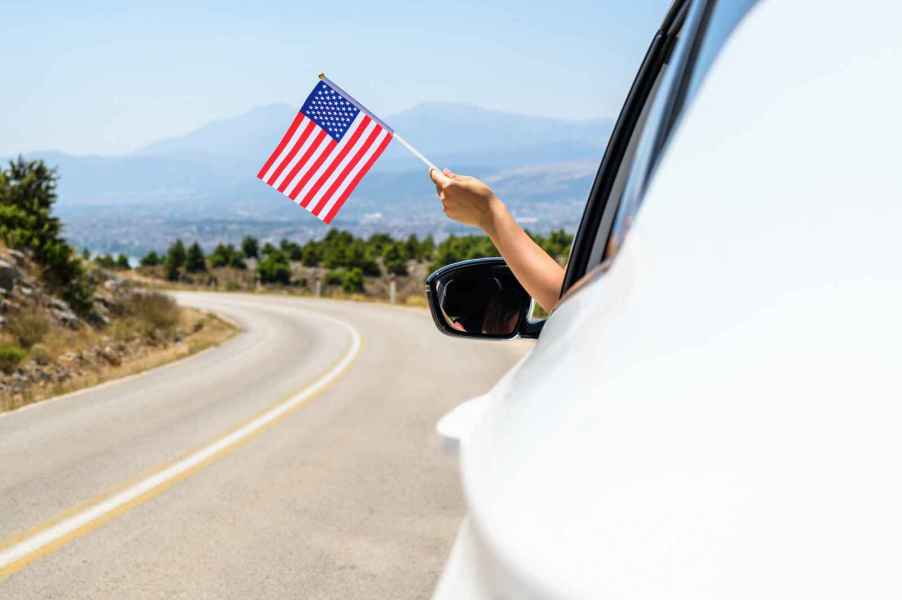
left=560, top=0, right=709, bottom=295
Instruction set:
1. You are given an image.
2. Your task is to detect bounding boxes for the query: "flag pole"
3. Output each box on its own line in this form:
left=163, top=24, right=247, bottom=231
left=319, top=73, right=440, bottom=173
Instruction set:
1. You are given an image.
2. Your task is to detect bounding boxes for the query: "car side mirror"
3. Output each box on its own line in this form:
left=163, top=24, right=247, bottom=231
left=425, top=257, right=543, bottom=340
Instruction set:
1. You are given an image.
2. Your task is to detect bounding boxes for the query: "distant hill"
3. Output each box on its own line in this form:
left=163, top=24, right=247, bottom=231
left=8, top=102, right=612, bottom=253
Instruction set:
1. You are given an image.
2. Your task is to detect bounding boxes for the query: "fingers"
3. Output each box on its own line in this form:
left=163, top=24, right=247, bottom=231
left=443, top=168, right=457, bottom=179
left=429, top=168, right=452, bottom=189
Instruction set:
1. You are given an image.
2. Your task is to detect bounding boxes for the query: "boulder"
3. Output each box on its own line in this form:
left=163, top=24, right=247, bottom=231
left=0, top=259, right=21, bottom=292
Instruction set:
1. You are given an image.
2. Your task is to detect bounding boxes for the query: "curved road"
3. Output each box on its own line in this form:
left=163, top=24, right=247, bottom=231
left=0, top=292, right=527, bottom=599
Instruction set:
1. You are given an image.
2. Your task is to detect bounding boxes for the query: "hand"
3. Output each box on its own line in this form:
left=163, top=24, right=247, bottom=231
left=429, top=168, right=505, bottom=234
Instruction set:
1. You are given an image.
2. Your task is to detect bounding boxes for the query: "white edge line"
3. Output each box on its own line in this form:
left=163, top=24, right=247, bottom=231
left=0, top=313, right=361, bottom=569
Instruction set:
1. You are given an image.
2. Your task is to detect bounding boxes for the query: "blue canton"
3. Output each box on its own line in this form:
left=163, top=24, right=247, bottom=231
left=300, top=81, right=360, bottom=141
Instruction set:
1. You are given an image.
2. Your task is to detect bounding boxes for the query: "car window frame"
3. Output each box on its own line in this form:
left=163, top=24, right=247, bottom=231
left=559, top=0, right=704, bottom=295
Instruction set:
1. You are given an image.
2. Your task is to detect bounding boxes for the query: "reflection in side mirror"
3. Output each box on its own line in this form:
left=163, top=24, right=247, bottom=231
left=425, top=257, right=542, bottom=340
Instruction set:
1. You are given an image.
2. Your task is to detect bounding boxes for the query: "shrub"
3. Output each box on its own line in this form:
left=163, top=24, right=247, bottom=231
left=257, top=251, right=291, bottom=285
left=341, top=267, right=364, bottom=293
left=30, top=344, right=50, bottom=365
left=0, top=344, right=26, bottom=373
left=140, top=250, right=161, bottom=267
left=124, top=292, right=179, bottom=338
left=115, top=254, right=131, bottom=270
left=7, top=307, right=50, bottom=348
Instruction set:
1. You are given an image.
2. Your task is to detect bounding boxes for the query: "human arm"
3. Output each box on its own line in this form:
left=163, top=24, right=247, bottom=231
left=429, top=168, right=565, bottom=312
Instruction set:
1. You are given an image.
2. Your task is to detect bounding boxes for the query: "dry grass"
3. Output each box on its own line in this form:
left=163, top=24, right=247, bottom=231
left=0, top=308, right=237, bottom=412
left=6, top=307, right=51, bottom=348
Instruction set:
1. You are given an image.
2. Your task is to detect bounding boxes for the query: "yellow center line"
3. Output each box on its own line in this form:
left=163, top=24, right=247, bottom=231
left=0, top=310, right=362, bottom=581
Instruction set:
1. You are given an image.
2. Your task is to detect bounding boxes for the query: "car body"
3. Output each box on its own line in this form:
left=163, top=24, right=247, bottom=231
left=429, top=1, right=902, bottom=597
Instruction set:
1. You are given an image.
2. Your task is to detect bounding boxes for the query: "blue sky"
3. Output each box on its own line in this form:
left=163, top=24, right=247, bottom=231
left=2, top=0, right=670, bottom=156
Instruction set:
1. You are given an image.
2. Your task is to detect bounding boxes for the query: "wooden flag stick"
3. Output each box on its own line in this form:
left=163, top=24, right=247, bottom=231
left=318, top=72, right=440, bottom=173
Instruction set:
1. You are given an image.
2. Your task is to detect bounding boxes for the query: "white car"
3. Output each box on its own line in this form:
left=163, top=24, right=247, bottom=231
left=425, top=0, right=902, bottom=597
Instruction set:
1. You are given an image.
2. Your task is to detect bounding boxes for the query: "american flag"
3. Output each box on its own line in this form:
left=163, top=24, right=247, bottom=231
left=257, top=78, right=393, bottom=224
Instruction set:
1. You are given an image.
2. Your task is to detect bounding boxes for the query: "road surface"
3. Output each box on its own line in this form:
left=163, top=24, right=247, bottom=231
left=0, top=292, right=528, bottom=599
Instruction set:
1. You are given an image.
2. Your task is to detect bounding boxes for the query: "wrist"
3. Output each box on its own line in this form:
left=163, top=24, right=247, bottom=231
left=481, top=195, right=508, bottom=238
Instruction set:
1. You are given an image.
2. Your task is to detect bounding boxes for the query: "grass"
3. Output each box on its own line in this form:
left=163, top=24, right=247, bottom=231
left=6, top=307, right=50, bottom=348
left=0, top=307, right=237, bottom=413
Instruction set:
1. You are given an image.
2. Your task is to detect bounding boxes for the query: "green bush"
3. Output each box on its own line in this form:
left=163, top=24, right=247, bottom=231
left=0, top=344, right=27, bottom=373
left=257, top=251, right=291, bottom=285
left=140, top=250, right=162, bottom=267
left=341, top=267, right=364, bottom=293
left=7, top=307, right=50, bottom=348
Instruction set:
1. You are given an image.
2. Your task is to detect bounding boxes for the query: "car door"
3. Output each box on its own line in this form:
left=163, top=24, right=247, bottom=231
left=434, top=0, right=763, bottom=597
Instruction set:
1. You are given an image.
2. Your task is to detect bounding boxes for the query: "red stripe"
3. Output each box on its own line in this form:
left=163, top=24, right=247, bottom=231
left=312, top=125, right=383, bottom=216
left=257, top=112, right=304, bottom=180
left=298, top=116, right=372, bottom=209
left=288, top=137, right=337, bottom=202
left=323, top=132, right=393, bottom=224
left=266, top=119, right=316, bottom=186
left=277, top=127, right=326, bottom=193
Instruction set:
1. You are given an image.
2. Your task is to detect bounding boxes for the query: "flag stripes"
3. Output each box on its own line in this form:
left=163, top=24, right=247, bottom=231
left=257, top=80, right=394, bottom=223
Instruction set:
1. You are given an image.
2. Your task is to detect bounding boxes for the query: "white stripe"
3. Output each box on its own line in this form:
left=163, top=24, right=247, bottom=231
left=270, top=121, right=321, bottom=190
left=314, top=129, right=390, bottom=219
left=304, top=119, right=379, bottom=215
left=0, top=311, right=362, bottom=572
left=261, top=117, right=310, bottom=182
left=291, top=113, right=370, bottom=204
left=282, top=134, right=333, bottom=200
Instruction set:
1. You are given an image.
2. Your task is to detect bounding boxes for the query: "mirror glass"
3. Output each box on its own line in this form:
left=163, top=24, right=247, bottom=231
left=433, top=264, right=529, bottom=337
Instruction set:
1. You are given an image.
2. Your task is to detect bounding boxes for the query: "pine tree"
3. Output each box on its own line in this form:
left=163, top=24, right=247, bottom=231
left=241, top=236, right=259, bottom=259
left=185, top=242, right=207, bottom=273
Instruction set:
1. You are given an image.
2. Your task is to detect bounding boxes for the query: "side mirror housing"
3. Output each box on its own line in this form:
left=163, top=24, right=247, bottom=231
left=425, top=257, right=543, bottom=340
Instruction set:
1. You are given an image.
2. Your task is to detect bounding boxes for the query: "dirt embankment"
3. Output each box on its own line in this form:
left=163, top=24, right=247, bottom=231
left=0, top=248, right=236, bottom=412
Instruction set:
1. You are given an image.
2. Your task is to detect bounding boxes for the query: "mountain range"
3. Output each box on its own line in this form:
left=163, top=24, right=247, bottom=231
left=10, top=103, right=612, bottom=254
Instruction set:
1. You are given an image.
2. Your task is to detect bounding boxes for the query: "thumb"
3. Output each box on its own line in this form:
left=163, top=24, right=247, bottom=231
left=429, top=167, right=451, bottom=188
left=442, top=168, right=457, bottom=179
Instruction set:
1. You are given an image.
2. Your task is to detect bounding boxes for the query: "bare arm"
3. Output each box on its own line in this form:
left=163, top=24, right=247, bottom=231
left=429, top=168, right=565, bottom=312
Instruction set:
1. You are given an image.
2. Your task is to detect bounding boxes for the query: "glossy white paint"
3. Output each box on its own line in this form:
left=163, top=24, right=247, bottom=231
left=434, top=2, right=902, bottom=598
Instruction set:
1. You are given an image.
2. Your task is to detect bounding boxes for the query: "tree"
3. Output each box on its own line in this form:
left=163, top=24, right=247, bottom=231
left=165, top=240, right=186, bottom=281
left=301, top=241, right=321, bottom=267
left=140, top=251, right=161, bottom=267
left=0, top=158, right=94, bottom=313
left=382, top=242, right=408, bottom=276
left=95, top=254, right=116, bottom=269
left=261, top=242, right=277, bottom=257
left=257, top=250, right=291, bottom=285
left=185, top=242, right=207, bottom=273
left=280, top=239, right=303, bottom=261
left=341, top=267, right=364, bottom=293
left=241, top=236, right=259, bottom=259
left=115, top=254, right=131, bottom=270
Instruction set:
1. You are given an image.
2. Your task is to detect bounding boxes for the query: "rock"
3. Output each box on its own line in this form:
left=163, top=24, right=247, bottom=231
left=48, top=297, right=71, bottom=312
left=5, top=249, right=27, bottom=266
left=51, top=308, right=81, bottom=329
left=0, top=259, right=21, bottom=292
left=97, top=346, right=121, bottom=366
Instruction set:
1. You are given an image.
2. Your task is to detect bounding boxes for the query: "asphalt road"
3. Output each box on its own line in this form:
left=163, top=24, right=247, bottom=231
left=0, top=292, right=527, bottom=599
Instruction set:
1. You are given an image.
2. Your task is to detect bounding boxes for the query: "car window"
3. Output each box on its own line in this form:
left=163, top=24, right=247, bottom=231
left=603, top=0, right=760, bottom=264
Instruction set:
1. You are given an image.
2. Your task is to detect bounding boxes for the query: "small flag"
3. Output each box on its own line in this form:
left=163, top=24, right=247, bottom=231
left=257, top=77, right=394, bottom=224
